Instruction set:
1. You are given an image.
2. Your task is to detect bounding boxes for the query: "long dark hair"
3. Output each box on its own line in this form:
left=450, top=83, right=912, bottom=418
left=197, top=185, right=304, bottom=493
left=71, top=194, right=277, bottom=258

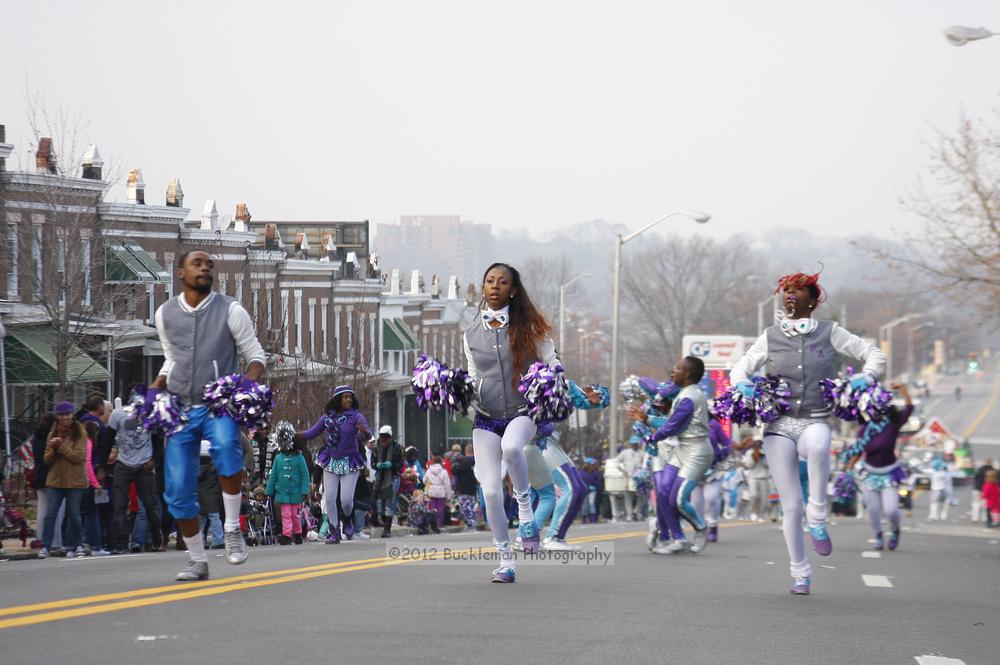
left=481, top=262, right=552, bottom=388
left=34, top=413, right=56, bottom=442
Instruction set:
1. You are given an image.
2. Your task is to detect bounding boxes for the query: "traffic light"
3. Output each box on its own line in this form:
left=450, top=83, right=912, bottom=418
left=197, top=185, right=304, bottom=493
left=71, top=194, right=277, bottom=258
left=969, top=352, right=979, bottom=372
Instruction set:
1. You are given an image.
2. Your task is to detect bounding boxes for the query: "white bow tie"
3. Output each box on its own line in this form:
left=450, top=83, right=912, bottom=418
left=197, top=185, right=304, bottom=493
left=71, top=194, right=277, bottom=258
left=482, top=307, right=509, bottom=328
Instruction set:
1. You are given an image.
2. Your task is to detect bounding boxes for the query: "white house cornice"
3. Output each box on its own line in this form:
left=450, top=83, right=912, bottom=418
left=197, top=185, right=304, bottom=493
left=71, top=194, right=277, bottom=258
left=98, top=202, right=190, bottom=222
left=1, top=171, right=109, bottom=192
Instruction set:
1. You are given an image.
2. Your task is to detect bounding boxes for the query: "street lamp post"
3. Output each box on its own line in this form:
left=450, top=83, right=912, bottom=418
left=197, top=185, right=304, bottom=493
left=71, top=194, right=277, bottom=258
left=908, top=321, right=935, bottom=380
left=943, top=25, right=998, bottom=46
left=756, top=293, right=778, bottom=336
left=559, top=273, right=593, bottom=356
left=609, top=210, right=710, bottom=453
left=879, top=313, right=921, bottom=382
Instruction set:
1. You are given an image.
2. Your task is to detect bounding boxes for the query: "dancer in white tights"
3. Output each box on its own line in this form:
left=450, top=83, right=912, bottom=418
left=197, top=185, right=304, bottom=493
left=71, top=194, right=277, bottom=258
left=464, top=262, right=558, bottom=583
left=844, top=383, right=912, bottom=551
left=730, top=271, right=884, bottom=595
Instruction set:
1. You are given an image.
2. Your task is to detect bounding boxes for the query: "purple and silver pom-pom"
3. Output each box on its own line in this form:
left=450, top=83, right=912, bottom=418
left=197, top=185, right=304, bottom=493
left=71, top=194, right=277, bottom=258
left=833, top=471, right=857, bottom=501
left=715, top=375, right=791, bottom=426
left=126, top=387, right=188, bottom=436
left=619, top=375, right=645, bottom=405
left=820, top=367, right=893, bottom=424
left=443, top=366, right=475, bottom=415
left=638, top=377, right=680, bottom=403
left=203, top=374, right=275, bottom=430
left=411, top=355, right=449, bottom=410
left=268, top=420, right=296, bottom=452
left=519, top=362, right=574, bottom=423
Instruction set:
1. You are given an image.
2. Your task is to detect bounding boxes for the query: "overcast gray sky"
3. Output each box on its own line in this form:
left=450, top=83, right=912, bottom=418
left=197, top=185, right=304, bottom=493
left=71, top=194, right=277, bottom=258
left=3, top=1, right=998, bottom=241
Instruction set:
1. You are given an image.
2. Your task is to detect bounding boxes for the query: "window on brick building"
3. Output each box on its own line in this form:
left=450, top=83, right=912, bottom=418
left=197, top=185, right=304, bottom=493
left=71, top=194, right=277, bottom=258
left=6, top=224, right=18, bottom=298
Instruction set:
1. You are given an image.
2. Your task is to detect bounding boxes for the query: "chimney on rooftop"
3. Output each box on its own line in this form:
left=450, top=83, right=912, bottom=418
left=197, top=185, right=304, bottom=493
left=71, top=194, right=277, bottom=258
left=81, top=144, right=103, bottom=180
left=166, top=179, right=184, bottom=207
left=234, top=203, right=251, bottom=232
left=126, top=169, right=146, bottom=204
left=36, top=138, right=57, bottom=174
left=201, top=200, right=219, bottom=230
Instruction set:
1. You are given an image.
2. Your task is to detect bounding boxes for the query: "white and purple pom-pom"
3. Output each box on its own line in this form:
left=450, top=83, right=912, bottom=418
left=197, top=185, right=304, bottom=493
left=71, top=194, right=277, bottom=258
left=126, top=387, right=188, bottom=436
left=820, top=368, right=893, bottom=424
left=833, top=471, right=857, bottom=501
left=619, top=375, right=645, bottom=405
left=203, top=374, right=275, bottom=429
left=443, top=366, right=475, bottom=415
left=411, top=355, right=449, bottom=410
left=519, top=362, right=574, bottom=423
left=715, top=375, right=791, bottom=426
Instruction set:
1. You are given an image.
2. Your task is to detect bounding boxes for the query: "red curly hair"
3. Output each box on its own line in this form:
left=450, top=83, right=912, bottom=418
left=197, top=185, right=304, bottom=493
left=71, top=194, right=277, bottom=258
left=775, top=271, right=826, bottom=304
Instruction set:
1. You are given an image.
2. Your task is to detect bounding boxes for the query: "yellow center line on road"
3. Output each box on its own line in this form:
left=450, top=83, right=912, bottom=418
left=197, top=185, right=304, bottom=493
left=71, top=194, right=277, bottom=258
left=0, top=522, right=757, bottom=630
left=961, top=368, right=1000, bottom=440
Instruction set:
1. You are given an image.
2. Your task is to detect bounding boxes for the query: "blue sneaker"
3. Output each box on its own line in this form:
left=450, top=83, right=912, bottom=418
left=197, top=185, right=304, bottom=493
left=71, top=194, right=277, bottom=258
left=519, top=521, right=540, bottom=554
left=491, top=565, right=516, bottom=583
left=790, top=576, right=810, bottom=595
left=808, top=524, right=832, bottom=556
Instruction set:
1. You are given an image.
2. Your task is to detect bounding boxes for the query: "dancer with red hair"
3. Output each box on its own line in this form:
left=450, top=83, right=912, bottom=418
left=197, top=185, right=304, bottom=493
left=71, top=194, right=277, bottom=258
left=730, top=271, right=884, bottom=595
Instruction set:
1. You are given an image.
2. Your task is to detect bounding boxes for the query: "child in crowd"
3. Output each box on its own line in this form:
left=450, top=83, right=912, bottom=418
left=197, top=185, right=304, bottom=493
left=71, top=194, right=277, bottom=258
left=407, top=490, right=441, bottom=535
left=423, top=455, right=453, bottom=526
left=265, top=422, right=310, bottom=545
left=980, top=469, right=1000, bottom=527
left=928, top=458, right=953, bottom=521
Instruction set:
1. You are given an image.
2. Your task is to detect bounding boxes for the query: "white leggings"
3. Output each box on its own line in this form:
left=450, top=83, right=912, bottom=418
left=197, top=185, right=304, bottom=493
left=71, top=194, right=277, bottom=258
left=690, top=479, right=723, bottom=527
left=473, top=416, right=537, bottom=546
left=323, top=469, right=359, bottom=528
left=762, top=422, right=831, bottom=579
left=863, top=486, right=900, bottom=535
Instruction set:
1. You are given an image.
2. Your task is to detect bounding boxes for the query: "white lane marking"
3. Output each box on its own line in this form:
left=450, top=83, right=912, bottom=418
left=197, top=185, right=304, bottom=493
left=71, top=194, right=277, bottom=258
left=914, top=656, right=966, bottom=664
left=862, top=574, right=893, bottom=588
left=820, top=565, right=836, bottom=569
left=862, top=551, right=882, bottom=558
left=765, top=561, right=775, bottom=565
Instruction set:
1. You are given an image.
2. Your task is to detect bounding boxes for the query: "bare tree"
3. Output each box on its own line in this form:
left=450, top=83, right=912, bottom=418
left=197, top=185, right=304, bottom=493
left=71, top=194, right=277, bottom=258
left=1, top=93, right=131, bottom=405
left=619, top=234, right=761, bottom=372
left=869, top=109, right=1000, bottom=320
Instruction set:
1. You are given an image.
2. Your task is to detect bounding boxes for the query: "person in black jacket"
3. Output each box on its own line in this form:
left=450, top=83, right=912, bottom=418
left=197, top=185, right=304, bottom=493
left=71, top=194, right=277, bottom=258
left=372, top=426, right=404, bottom=538
left=452, top=443, right=479, bottom=532
left=30, top=413, right=57, bottom=548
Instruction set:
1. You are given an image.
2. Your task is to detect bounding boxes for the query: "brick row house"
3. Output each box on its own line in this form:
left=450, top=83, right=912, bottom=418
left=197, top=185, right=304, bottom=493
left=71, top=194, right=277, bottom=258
left=0, top=129, right=478, bottom=455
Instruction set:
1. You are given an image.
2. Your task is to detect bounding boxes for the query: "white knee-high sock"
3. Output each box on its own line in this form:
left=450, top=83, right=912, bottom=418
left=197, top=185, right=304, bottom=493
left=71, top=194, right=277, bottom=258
left=186, top=530, right=207, bottom=563
left=222, top=492, right=242, bottom=532
left=500, top=416, right=536, bottom=525
left=323, top=471, right=341, bottom=526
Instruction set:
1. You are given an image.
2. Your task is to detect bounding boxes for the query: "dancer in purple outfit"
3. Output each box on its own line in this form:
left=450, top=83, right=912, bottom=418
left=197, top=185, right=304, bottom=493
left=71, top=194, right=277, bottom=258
left=299, top=386, right=371, bottom=544
left=844, top=383, right=913, bottom=551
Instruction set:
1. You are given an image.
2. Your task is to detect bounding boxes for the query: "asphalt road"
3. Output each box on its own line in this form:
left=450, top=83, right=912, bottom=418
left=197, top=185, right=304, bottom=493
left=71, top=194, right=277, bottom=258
left=1, top=488, right=997, bottom=665
left=920, top=370, right=1000, bottom=459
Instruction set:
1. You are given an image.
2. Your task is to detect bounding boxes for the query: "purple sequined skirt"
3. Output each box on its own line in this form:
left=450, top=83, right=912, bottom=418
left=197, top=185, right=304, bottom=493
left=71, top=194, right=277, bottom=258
left=317, top=449, right=366, bottom=475
left=859, top=461, right=907, bottom=491
left=474, top=415, right=514, bottom=437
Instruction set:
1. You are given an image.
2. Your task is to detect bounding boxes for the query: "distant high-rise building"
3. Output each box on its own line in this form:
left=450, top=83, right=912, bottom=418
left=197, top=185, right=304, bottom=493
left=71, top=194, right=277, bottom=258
left=375, top=215, right=495, bottom=286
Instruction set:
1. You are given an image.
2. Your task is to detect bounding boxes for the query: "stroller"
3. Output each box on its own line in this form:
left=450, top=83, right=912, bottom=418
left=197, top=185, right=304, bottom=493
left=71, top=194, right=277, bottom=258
left=244, top=493, right=277, bottom=546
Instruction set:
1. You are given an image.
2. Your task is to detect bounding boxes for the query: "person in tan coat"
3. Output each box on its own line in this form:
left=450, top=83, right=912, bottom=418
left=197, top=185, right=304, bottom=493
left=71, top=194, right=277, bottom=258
left=39, top=402, right=90, bottom=559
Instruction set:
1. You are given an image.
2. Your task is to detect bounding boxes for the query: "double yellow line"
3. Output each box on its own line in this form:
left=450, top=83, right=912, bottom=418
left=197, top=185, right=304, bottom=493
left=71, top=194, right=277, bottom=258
left=0, top=525, right=747, bottom=630
left=0, top=530, right=640, bottom=630
left=961, top=367, right=1000, bottom=440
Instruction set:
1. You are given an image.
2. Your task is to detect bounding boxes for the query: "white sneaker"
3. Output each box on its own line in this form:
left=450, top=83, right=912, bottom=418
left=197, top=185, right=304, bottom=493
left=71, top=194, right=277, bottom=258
left=90, top=548, right=111, bottom=557
left=690, top=528, right=708, bottom=554
left=542, top=538, right=578, bottom=551
left=665, top=540, right=688, bottom=554
left=512, top=536, right=524, bottom=552
left=750, top=513, right=759, bottom=522
left=357, top=532, right=371, bottom=540
left=38, top=547, right=49, bottom=560
left=65, top=549, right=77, bottom=559
left=651, top=540, right=674, bottom=555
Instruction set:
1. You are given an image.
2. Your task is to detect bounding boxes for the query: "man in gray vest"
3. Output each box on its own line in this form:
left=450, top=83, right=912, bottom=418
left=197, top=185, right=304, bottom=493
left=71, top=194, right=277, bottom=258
left=152, top=250, right=267, bottom=581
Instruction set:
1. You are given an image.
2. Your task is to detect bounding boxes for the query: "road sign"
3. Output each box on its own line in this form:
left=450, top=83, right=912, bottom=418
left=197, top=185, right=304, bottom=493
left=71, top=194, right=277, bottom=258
left=682, top=335, right=754, bottom=369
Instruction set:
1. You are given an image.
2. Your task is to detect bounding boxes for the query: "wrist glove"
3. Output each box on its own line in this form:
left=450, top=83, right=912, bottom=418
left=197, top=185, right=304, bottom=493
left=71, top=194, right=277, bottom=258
left=735, top=381, right=754, bottom=399
left=848, top=374, right=872, bottom=390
